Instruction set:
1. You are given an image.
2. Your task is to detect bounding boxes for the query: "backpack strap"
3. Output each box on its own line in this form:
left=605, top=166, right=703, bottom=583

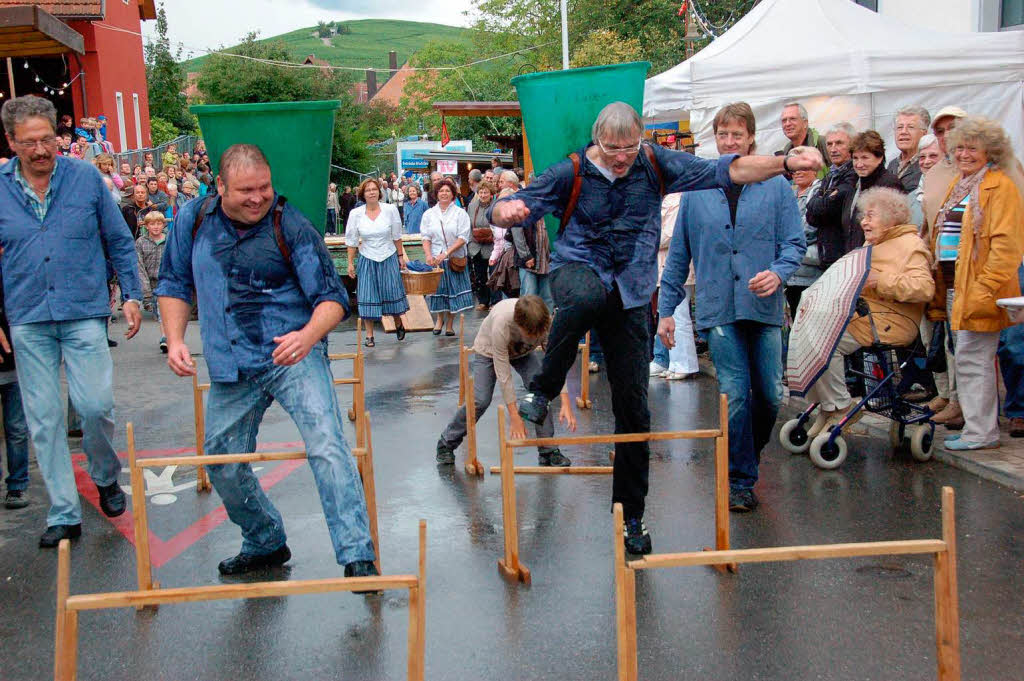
left=558, top=152, right=584, bottom=235
left=192, top=195, right=218, bottom=241
left=271, top=195, right=290, bottom=262
left=642, top=143, right=666, bottom=197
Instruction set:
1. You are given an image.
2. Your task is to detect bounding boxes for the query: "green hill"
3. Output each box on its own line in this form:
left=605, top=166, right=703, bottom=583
left=181, top=19, right=475, bottom=72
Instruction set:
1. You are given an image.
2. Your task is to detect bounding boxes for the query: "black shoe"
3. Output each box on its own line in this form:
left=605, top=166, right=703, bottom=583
left=518, top=392, right=550, bottom=425
left=364, top=337, right=375, bottom=348
left=445, top=330, right=456, bottom=336
left=432, top=327, right=442, bottom=336
left=217, top=544, right=291, bottom=575
left=107, top=338, right=118, bottom=348
left=728, top=488, right=759, bottom=513
left=623, top=517, right=652, bottom=555
left=67, top=428, right=83, bottom=438
left=538, top=449, right=571, bottom=467
left=344, top=559, right=382, bottom=594
left=4, top=489, right=28, bottom=509
left=159, top=337, right=168, bottom=353
left=396, top=324, right=406, bottom=341
left=39, top=524, right=82, bottom=548
left=436, top=439, right=455, bottom=465
left=96, top=482, right=126, bottom=517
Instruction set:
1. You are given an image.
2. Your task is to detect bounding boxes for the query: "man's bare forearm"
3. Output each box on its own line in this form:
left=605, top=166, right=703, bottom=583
left=159, top=297, right=192, bottom=344
left=728, top=155, right=787, bottom=185
left=302, top=301, right=346, bottom=343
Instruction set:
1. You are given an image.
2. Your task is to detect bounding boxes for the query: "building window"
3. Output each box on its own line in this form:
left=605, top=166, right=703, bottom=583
left=1004, top=0, right=1024, bottom=27
left=853, top=0, right=878, bottom=10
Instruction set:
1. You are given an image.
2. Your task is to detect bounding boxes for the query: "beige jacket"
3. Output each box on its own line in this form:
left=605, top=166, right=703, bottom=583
left=847, top=224, right=935, bottom=347
left=473, top=299, right=545, bottom=405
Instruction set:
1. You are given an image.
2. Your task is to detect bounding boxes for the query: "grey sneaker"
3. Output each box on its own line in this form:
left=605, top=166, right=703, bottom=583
left=436, top=439, right=455, bottom=465
left=4, top=489, right=28, bottom=509
left=538, top=449, right=571, bottom=467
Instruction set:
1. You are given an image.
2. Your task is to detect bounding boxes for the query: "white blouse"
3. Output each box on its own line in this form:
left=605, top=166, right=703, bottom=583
left=344, top=203, right=403, bottom=262
left=420, top=203, right=471, bottom=258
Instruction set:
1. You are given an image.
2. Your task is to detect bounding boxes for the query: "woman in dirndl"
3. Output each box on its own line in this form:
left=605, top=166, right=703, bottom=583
left=421, top=177, right=474, bottom=335
left=345, top=177, right=410, bottom=347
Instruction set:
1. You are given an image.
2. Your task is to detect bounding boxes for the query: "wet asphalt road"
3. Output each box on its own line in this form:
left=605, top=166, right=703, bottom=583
left=0, top=312, right=1022, bottom=681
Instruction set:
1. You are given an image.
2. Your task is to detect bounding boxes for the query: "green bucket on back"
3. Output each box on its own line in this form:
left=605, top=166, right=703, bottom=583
left=511, top=62, right=651, bottom=241
left=190, top=100, right=340, bottom=234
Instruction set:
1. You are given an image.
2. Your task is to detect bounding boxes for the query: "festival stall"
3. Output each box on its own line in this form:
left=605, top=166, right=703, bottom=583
left=644, top=0, right=1024, bottom=157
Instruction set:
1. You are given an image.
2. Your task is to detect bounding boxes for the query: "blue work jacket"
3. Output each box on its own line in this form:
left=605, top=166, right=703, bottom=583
left=489, top=144, right=737, bottom=309
left=659, top=175, right=805, bottom=330
left=0, top=156, right=142, bottom=325
left=155, top=194, right=349, bottom=382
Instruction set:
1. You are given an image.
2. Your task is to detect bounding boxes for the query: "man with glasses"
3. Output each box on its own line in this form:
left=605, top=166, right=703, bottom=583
left=490, top=101, right=821, bottom=555
left=887, top=106, right=931, bottom=193
left=0, top=96, right=143, bottom=548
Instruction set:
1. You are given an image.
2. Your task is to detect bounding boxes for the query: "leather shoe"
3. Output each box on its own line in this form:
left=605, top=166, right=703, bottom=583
left=39, top=524, right=82, bottom=548
left=344, top=559, right=382, bottom=594
left=218, top=544, right=291, bottom=575
left=1010, top=417, right=1024, bottom=438
left=96, top=482, right=126, bottom=517
left=396, top=324, right=406, bottom=341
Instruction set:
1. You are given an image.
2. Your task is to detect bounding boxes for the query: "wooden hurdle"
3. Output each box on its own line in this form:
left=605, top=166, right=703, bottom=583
left=490, top=393, right=732, bottom=584
left=191, top=320, right=367, bottom=493
left=53, top=519, right=426, bottom=681
left=612, top=487, right=961, bottom=681
left=576, top=331, right=592, bottom=409
left=128, top=413, right=382, bottom=595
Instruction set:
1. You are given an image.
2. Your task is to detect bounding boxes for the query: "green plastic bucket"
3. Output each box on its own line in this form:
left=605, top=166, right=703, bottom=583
left=512, top=62, right=650, bottom=241
left=190, top=100, right=340, bottom=234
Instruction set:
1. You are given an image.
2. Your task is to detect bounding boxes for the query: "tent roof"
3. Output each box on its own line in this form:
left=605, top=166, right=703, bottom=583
left=645, top=0, right=1024, bottom=118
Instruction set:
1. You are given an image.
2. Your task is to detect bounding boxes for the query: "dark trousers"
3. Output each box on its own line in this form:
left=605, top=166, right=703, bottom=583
left=326, top=208, right=337, bottom=235
left=469, top=252, right=492, bottom=307
left=530, top=263, right=650, bottom=519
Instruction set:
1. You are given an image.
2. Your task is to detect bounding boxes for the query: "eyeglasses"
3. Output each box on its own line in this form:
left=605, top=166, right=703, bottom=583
left=597, top=139, right=641, bottom=156
left=12, top=136, right=57, bottom=150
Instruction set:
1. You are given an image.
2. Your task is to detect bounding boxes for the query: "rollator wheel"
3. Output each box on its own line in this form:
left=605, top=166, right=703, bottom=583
left=908, top=425, right=934, bottom=462
left=809, top=432, right=848, bottom=470
left=888, top=421, right=905, bottom=451
left=779, top=419, right=811, bottom=455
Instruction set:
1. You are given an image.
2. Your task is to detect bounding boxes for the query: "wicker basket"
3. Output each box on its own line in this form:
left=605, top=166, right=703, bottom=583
left=402, top=269, right=442, bottom=295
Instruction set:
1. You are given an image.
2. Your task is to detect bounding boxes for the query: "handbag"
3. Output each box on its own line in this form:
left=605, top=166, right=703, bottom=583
left=923, top=322, right=947, bottom=373
left=471, top=205, right=494, bottom=244
left=438, top=210, right=468, bottom=272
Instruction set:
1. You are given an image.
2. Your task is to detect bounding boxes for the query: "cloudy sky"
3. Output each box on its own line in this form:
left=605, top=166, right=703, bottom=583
left=142, top=0, right=476, bottom=59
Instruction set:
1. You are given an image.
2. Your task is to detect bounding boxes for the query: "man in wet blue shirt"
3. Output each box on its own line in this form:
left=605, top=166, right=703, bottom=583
left=156, top=144, right=378, bottom=583
left=490, top=102, right=821, bottom=555
left=0, top=96, right=143, bottom=549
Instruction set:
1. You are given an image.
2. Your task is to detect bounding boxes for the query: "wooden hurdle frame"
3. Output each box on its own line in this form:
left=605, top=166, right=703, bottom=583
left=456, top=317, right=595, bottom=476
left=489, top=393, right=732, bottom=584
left=190, top=320, right=367, bottom=493
left=128, top=413, right=382, bottom=595
left=53, top=520, right=426, bottom=681
left=612, top=487, right=962, bottom=681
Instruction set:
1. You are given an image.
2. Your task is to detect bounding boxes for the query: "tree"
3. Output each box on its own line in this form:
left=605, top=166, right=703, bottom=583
left=316, top=21, right=331, bottom=39
left=148, top=116, right=179, bottom=146
left=571, top=29, right=643, bottom=68
left=144, top=2, right=194, bottom=134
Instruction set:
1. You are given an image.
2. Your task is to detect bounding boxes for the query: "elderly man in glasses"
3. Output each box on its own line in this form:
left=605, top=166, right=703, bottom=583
left=0, top=96, right=143, bottom=548
left=490, top=101, right=822, bottom=556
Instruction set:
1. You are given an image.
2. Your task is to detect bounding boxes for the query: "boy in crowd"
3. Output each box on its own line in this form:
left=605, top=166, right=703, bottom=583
left=436, top=295, right=576, bottom=466
left=136, top=211, right=168, bottom=352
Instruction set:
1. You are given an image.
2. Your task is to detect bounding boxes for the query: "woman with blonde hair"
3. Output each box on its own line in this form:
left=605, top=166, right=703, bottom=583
left=930, top=116, right=1024, bottom=450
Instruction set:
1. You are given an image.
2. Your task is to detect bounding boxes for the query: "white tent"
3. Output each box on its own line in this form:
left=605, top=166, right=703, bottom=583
left=644, top=0, right=1024, bottom=158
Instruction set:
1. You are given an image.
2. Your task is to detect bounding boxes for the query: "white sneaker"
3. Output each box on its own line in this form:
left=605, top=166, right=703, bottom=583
left=649, top=362, right=668, bottom=376
left=664, top=371, right=696, bottom=380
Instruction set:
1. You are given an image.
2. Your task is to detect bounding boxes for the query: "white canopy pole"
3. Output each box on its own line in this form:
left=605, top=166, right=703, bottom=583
left=560, top=0, right=569, bottom=70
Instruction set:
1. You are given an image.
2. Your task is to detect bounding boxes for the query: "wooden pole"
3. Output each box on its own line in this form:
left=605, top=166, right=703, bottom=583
left=712, top=393, right=736, bottom=572
left=489, top=466, right=614, bottom=475
left=613, top=504, right=639, bottom=681
left=577, top=332, right=592, bottom=409
left=62, top=610, right=78, bottom=681
left=54, top=539, right=70, bottom=681
left=934, top=487, right=961, bottom=681
left=464, top=371, right=483, bottom=476
left=497, top=407, right=530, bottom=583
left=355, top=353, right=366, bottom=448
left=127, top=423, right=155, bottom=595
left=192, top=374, right=211, bottom=492
left=458, top=314, right=466, bottom=406
left=362, top=413, right=382, bottom=573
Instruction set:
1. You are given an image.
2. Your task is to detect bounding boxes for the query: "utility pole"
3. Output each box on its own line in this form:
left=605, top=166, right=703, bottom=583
left=560, top=0, right=569, bottom=69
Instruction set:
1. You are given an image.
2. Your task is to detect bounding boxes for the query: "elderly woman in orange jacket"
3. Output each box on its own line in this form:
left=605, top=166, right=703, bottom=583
left=930, top=116, right=1024, bottom=451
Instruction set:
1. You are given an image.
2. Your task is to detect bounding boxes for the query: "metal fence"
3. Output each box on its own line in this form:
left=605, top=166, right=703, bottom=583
left=112, top=134, right=200, bottom=172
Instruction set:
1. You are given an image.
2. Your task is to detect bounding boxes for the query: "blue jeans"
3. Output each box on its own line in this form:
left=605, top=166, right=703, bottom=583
left=0, top=381, right=30, bottom=491
left=519, top=269, right=553, bottom=312
left=998, top=266, right=1024, bottom=418
left=204, top=346, right=375, bottom=565
left=706, top=321, right=783, bottom=491
left=10, top=318, right=120, bottom=525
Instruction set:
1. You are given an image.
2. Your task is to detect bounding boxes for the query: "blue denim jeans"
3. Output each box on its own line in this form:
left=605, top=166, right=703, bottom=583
left=204, top=346, right=375, bottom=565
left=706, top=321, right=783, bottom=491
left=0, top=381, right=30, bottom=491
left=519, top=269, right=554, bottom=312
left=10, top=318, right=120, bottom=525
left=997, top=266, right=1024, bottom=418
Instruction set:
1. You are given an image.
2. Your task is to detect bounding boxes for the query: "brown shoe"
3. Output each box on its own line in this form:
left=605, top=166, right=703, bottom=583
left=1011, top=417, right=1024, bottom=438
left=926, top=396, right=949, bottom=413
left=932, top=401, right=963, bottom=424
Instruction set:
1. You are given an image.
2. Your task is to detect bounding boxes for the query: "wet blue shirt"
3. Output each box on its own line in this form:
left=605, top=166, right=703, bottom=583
left=658, top=176, right=805, bottom=331
left=488, top=144, right=738, bottom=309
left=0, top=156, right=142, bottom=325
left=155, top=194, right=350, bottom=382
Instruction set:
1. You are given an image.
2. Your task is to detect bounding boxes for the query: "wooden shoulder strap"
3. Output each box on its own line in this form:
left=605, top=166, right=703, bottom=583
left=271, top=195, right=290, bottom=262
left=559, top=152, right=583, bottom=234
left=191, top=195, right=218, bottom=240
left=642, top=143, right=665, bottom=196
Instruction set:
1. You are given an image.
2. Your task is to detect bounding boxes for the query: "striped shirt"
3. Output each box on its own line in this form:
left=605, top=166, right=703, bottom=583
left=11, top=159, right=55, bottom=222
left=937, top=195, right=969, bottom=284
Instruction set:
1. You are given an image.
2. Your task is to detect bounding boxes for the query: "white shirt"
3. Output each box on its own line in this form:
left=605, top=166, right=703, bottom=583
left=344, top=203, right=403, bottom=262
left=392, top=188, right=404, bottom=206
left=421, top=203, right=471, bottom=258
